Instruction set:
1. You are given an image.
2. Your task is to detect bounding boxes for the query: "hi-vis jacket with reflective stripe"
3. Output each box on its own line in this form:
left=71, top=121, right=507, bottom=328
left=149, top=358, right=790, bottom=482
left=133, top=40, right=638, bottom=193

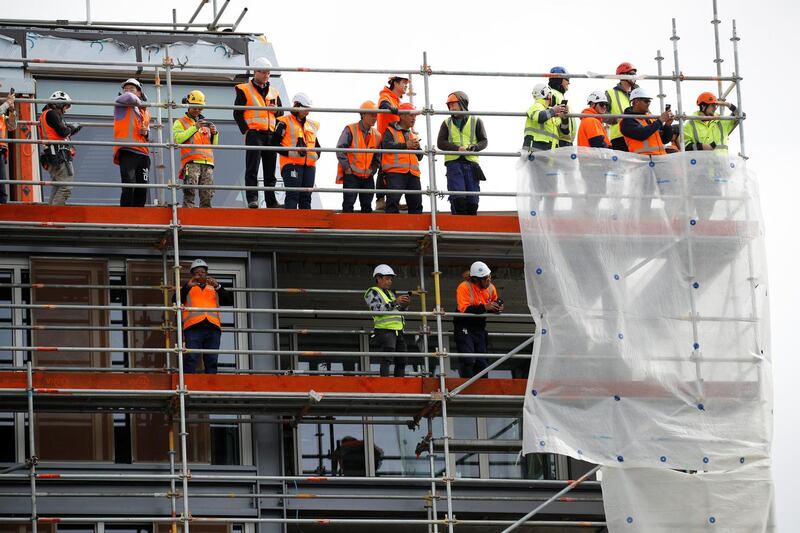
left=523, top=99, right=560, bottom=149
left=113, top=106, right=151, bottom=165
left=380, top=124, right=421, bottom=176
left=551, top=88, right=576, bottom=145
left=236, top=81, right=280, bottom=132
left=174, top=115, right=217, bottom=169
left=605, top=85, right=632, bottom=141
left=277, top=114, right=320, bottom=169
left=444, top=117, right=479, bottom=163
left=182, top=284, right=221, bottom=330
left=336, top=122, right=380, bottom=183
left=683, top=111, right=737, bottom=151
left=364, top=287, right=404, bottom=331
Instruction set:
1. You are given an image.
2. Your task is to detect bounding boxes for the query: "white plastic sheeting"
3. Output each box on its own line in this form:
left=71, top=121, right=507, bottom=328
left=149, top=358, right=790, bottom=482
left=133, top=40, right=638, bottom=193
left=516, top=148, right=772, bottom=531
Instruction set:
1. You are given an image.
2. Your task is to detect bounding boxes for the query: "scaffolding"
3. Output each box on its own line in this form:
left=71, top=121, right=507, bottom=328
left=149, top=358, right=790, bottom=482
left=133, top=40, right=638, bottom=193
left=0, top=8, right=750, bottom=533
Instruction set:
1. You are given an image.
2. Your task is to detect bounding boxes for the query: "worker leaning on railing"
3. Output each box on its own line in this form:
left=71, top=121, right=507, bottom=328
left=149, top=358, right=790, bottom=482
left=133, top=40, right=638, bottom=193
left=0, top=90, right=16, bottom=204
left=174, top=90, right=219, bottom=208
left=39, top=91, right=82, bottom=206
left=113, top=78, right=151, bottom=208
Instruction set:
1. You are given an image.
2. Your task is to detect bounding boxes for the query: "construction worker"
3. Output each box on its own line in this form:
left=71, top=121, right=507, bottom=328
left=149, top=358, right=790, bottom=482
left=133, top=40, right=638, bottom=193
left=684, top=92, right=739, bottom=151
left=179, top=259, right=233, bottom=374
left=332, top=436, right=385, bottom=476
left=548, top=67, right=577, bottom=146
left=606, top=62, right=639, bottom=151
left=381, top=102, right=423, bottom=214
left=234, top=57, right=283, bottom=208
left=437, top=91, right=488, bottom=215
left=0, top=90, right=17, bottom=204
left=523, top=83, right=567, bottom=151
left=39, top=91, right=82, bottom=205
left=336, top=101, right=380, bottom=213
left=113, top=78, right=151, bottom=207
left=274, top=93, right=320, bottom=210
left=364, top=264, right=411, bottom=377
left=454, top=261, right=503, bottom=379
left=375, top=74, right=409, bottom=211
left=174, top=90, right=219, bottom=208
left=577, top=91, right=611, bottom=148
left=620, top=87, right=674, bottom=156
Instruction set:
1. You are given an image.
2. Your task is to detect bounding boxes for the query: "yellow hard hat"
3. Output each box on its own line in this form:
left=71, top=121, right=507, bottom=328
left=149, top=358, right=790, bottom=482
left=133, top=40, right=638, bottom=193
left=186, top=90, right=206, bottom=106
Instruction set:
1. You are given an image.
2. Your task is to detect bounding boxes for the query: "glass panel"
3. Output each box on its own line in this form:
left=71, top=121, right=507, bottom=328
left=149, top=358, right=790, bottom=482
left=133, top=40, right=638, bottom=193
left=0, top=270, right=12, bottom=367
left=452, top=417, right=479, bottom=478
left=299, top=421, right=363, bottom=476
left=297, top=332, right=361, bottom=375
left=372, top=417, right=434, bottom=477
left=158, top=523, right=230, bottom=533
left=487, top=417, right=524, bottom=479
left=105, top=526, right=152, bottom=533
left=0, top=412, right=14, bottom=462
left=0, top=525, right=55, bottom=533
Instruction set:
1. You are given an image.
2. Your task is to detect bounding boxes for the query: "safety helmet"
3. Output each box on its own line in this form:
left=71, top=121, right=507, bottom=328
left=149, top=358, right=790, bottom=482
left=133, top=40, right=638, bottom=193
left=252, top=57, right=273, bottom=70
left=292, top=92, right=312, bottom=107
left=373, top=264, right=396, bottom=277
left=446, top=91, right=469, bottom=110
left=190, top=259, right=209, bottom=272
left=360, top=100, right=378, bottom=111
left=629, top=87, right=653, bottom=101
left=469, top=261, right=491, bottom=278
left=50, top=91, right=71, bottom=103
left=697, top=91, right=718, bottom=106
left=616, top=62, right=637, bottom=75
left=532, top=83, right=552, bottom=100
left=186, top=90, right=206, bottom=106
left=399, top=102, right=418, bottom=113
left=121, top=78, right=143, bottom=91
left=587, top=90, right=609, bottom=104
left=388, top=73, right=410, bottom=82
left=550, top=66, right=569, bottom=78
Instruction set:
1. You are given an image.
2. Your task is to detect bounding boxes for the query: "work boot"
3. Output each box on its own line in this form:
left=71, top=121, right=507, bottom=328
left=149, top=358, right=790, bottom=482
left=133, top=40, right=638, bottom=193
left=248, top=201, right=259, bottom=209
left=375, top=197, right=386, bottom=212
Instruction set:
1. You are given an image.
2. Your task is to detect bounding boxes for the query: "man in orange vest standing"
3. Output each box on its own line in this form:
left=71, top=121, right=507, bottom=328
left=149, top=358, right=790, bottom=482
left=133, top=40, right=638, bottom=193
left=0, top=90, right=16, bottom=204
left=234, top=57, right=283, bottom=208
left=454, top=261, right=503, bottom=378
left=620, top=87, right=674, bottom=156
left=380, top=103, right=423, bottom=214
left=336, top=101, right=380, bottom=213
left=113, top=78, right=151, bottom=207
left=179, top=259, right=233, bottom=374
left=173, top=90, right=219, bottom=208
left=39, top=91, right=82, bottom=205
left=375, top=74, right=409, bottom=211
left=577, top=91, right=611, bottom=149
left=274, top=93, right=320, bottom=210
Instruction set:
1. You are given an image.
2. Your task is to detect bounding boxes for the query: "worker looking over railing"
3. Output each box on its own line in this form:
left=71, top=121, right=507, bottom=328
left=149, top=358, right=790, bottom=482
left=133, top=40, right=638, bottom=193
left=39, top=90, right=81, bottom=205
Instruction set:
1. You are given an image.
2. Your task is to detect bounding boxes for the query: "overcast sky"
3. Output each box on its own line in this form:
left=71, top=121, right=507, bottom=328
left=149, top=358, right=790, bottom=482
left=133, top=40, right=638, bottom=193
left=5, top=0, right=799, bottom=530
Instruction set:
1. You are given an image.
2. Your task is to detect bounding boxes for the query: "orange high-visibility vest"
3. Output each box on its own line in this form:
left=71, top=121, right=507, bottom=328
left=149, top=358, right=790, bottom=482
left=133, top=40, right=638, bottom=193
left=113, top=106, right=151, bottom=164
left=623, top=118, right=666, bottom=156
left=377, top=87, right=400, bottom=136
left=177, top=116, right=214, bottom=169
left=236, top=81, right=280, bottom=132
left=577, top=108, right=610, bottom=148
left=277, top=114, right=319, bottom=169
left=336, top=122, right=379, bottom=184
left=380, top=125, right=420, bottom=177
left=0, top=115, right=7, bottom=152
left=182, top=285, right=221, bottom=330
left=456, top=280, right=497, bottom=313
left=38, top=108, right=68, bottom=143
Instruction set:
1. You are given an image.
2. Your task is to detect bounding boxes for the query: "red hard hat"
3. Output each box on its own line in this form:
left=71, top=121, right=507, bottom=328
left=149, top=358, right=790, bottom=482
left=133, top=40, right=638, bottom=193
left=399, top=102, right=417, bottom=112
left=697, top=92, right=718, bottom=106
left=616, top=62, right=637, bottom=75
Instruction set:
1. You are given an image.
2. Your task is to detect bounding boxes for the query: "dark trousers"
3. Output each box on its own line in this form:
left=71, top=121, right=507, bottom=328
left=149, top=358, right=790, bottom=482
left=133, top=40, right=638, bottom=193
left=611, top=137, right=629, bottom=152
left=342, top=174, right=375, bottom=212
left=118, top=150, right=150, bottom=207
left=372, top=329, right=407, bottom=377
left=244, top=129, right=279, bottom=207
left=385, top=172, right=422, bottom=214
left=446, top=161, right=480, bottom=215
left=454, top=327, right=489, bottom=378
left=183, top=323, right=221, bottom=374
left=0, top=152, right=7, bottom=204
left=282, top=164, right=315, bottom=209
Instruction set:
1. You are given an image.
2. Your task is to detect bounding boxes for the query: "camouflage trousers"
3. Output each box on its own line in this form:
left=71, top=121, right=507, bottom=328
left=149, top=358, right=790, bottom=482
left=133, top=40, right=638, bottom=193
left=182, top=162, right=214, bottom=208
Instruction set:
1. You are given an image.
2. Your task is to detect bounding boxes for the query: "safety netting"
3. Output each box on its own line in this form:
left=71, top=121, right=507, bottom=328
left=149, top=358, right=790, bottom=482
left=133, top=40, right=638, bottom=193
left=516, top=148, right=773, bottom=532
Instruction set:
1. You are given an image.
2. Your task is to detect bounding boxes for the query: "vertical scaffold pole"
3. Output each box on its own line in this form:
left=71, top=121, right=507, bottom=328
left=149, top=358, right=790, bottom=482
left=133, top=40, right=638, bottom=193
left=165, top=46, right=192, bottom=533
left=154, top=66, right=166, bottom=206
left=418, top=253, right=430, bottom=375
left=26, top=361, right=38, bottom=533
left=731, top=20, right=747, bottom=160
left=655, top=50, right=666, bottom=114
left=671, top=19, right=685, bottom=150
left=421, top=51, right=455, bottom=533
left=162, top=248, right=179, bottom=533
left=712, top=0, right=724, bottom=99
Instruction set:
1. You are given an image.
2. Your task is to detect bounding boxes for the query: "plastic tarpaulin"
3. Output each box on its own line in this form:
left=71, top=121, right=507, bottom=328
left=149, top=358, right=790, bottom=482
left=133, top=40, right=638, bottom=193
left=516, top=148, right=772, bottom=531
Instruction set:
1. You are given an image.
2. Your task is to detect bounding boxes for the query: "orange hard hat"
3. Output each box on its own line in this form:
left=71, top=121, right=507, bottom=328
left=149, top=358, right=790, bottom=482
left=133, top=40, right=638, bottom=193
left=446, top=93, right=460, bottom=104
left=697, top=92, right=718, bottom=106
left=399, top=102, right=417, bottom=112
left=360, top=100, right=377, bottom=111
left=616, top=62, right=636, bottom=75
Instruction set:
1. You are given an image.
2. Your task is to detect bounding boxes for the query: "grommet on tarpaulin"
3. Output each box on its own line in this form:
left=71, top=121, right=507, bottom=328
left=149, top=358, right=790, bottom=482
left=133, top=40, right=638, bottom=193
left=693, top=342, right=700, bottom=350
left=660, top=455, right=667, bottom=463
left=539, top=440, right=545, bottom=447
left=690, top=218, right=697, bottom=225
left=530, top=210, right=537, bottom=216
left=693, top=281, right=700, bottom=289
left=612, top=155, right=619, bottom=162
left=614, top=274, right=620, bottom=280
left=626, top=516, right=634, bottom=524
left=709, top=517, right=717, bottom=524
left=535, top=268, right=543, bottom=275
left=614, top=395, right=621, bottom=401
left=703, top=456, right=710, bottom=464
left=528, top=153, right=535, bottom=161
left=691, top=158, right=697, bottom=165
left=649, top=161, right=656, bottom=167
left=618, top=333, right=624, bottom=340
left=531, top=389, right=538, bottom=397
left=697, top=403, right=705, bottom=411
left=540, top=328, right=547, bottom=335
left=617, top=455, right=624, bottom=462
left=570, top=153, right=577, bottom=160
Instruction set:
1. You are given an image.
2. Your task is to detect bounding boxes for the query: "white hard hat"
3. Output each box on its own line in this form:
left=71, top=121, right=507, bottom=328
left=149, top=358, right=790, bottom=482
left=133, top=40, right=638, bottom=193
left=121, top=78, right=143, bottom=90
left=469, top=261, right=491, bottom=278
left=372, top=264, right=396, bottom=277
left=587, top=90, right=609, bottom=104
left=292, top=92, right=312, bottom=107
left=532, top=83, right=552, bottom=100
left=49, top=91, right=71, bottom=103
left=388, top=73, right=410, bottom=81
left=629, top=87, right=653, bottom=101
left=252, top=57, right=273, bottom=70
left=190, top=259, right=209, bottom=272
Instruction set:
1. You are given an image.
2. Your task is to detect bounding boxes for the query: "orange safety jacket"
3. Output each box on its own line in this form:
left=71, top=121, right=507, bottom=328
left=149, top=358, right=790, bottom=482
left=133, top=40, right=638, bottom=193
left=277, top=114, right=319, bottom=169
left=38, top=108, right=68, bottom=143
left=456, top=280, right=498, bottom=313
left=376, top=87, right=400, bottom=136
left=577, top=107, right=610, bottom=148
left=380, top=125, right=420, bottom=177
left=236, top=81, right=280, bottom=132
left=0, top=115, right=7, bottom=152
left=177, top=116, right=214, bottom=170
left=623, top=118, right=666, bottom=156
left=113, top=106, right=151, bottom=164
left=182, top=284, right=222, bottom=330
left=336, top=122, right=380, bottom=184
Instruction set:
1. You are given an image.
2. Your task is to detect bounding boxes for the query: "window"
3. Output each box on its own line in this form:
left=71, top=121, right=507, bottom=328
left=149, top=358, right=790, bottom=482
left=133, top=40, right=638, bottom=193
left=299, top=420, right=364, bottom=476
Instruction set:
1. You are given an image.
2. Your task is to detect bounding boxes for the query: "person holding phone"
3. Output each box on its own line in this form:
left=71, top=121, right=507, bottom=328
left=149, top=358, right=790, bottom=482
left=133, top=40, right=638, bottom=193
left=548, top=66, right=577, bottom=146
left=364, top=264, right=411, bottom=377
left=0, top=89, right=16, bottom=204
left=454, top=261, right=503, bottom=378
left=113, top=78, right=151, bottom=207
left=173, top=90, right=219, bottom=207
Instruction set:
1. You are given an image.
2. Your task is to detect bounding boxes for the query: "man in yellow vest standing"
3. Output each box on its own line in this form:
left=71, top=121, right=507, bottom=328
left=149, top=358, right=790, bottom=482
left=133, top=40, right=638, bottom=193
left=365, top=264, right=411, bottom=377
left=173, top=90, right=219, bottom=208
left=606, top=62, right=639, bottom=151
left=523, top=84, right=567, bottom=214
left=437, top=91, right=487, bottom=215
left=274, top=93, right=320, bottom=210
left=0, top=90, right=16, bottom=204
left=113, top=78, right=151, bottom=207
left=381, top=103, right=423, bottom=214
left=180, top=259, right=233, bottom=374
left=336, top=101, right=380, bottom=213
left=234, top=57, right=283, bottom=208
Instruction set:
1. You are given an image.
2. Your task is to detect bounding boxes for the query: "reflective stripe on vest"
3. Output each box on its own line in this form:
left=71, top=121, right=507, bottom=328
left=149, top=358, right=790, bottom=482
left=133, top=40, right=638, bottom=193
left=113, top=106, right=150, bottom=164
left=178, top=115, right=214, bottom=167
left=278, top=114, right=319, bottom=169
left=337, top=122, right=379, bottom=178
left=365, top=286, right=404, bottom=330
left=607, top=87, right=630, bottom=141
left=380, top=125, right=421, bottom=176
left=444, top=117, right=479, bottom=163
left=551, top=89, right=576, bottom=144
left=689, top=116, right=729, bottom=150
left=624, top=118, right=666, bottom=155
left=524, top=101, right=560, bottom=148
left=237, top=82, right=279, bottom=131
left=182, top=285, right=221, bottom=330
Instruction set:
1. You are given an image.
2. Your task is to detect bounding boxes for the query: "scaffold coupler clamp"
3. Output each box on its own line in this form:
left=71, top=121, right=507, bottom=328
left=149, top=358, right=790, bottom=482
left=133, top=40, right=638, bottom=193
left=26, top=455, right=39, bottom=467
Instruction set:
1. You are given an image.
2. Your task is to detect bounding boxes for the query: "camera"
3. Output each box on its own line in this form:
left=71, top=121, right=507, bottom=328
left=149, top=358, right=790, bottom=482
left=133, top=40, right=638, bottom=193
left=496, top=298, right=504, bottom=306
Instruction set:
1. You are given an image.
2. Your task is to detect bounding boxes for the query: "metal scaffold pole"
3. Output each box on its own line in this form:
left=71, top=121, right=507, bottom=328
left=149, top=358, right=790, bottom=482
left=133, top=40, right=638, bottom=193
left=655, top=50, right=666, bottom=113
left=26, top=361, right=38, bottom=533
left=712, top=0, right=724, bottom=99
left=672, top=18, right=686, bottom=150
left=731, top=20, right=747, bottom=159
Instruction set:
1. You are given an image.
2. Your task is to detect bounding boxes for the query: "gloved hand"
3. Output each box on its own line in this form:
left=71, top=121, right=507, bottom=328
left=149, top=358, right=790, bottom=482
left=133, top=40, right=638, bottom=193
left=389, top=106, right=398, bottom=115
left=70, top=123, right=83, bottom=134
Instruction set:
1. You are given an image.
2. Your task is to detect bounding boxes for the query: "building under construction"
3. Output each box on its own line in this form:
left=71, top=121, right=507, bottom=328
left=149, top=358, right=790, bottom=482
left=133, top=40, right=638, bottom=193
left=0, top=3, right=760, bottom=533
